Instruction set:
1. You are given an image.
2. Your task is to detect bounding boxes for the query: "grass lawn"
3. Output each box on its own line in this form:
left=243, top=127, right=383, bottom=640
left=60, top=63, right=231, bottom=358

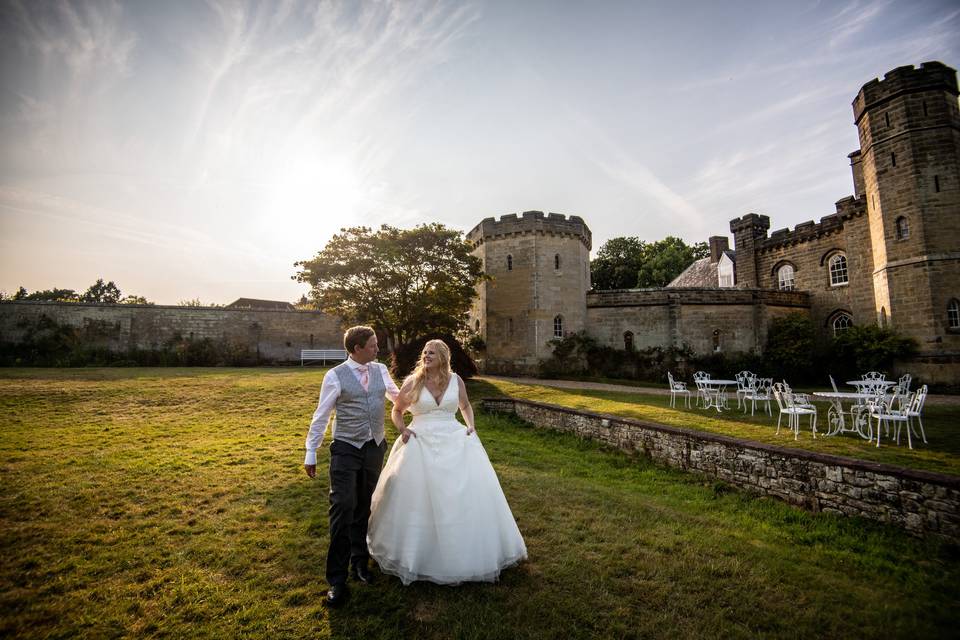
left=472, top=377, right=960, bottom=476
left=1, top=367, right=958, bottom=639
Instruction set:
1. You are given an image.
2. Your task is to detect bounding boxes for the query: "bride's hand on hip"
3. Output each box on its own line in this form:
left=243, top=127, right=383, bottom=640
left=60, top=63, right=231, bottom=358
left=465, top=425, right=475, bottom=436
left=400, top=428, right=416, bottom=444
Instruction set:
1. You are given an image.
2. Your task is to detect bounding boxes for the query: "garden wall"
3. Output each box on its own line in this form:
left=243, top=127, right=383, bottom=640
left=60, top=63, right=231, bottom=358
left=483, top=397, right=960, bottom=542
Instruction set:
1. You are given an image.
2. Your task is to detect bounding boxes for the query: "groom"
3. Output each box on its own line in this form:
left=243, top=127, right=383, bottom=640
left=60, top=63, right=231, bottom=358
left=304, top=325, right=399, bottom=606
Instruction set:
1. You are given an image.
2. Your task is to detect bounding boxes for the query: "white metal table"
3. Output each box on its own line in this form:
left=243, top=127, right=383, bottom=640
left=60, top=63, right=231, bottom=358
left=811, top=391, right=878, bottom=439
left=698, top=379, right=738, bottom=412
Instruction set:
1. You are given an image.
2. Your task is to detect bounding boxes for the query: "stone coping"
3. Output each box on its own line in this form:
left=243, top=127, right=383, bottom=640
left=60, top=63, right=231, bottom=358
left=482, top=396, right=960, bottom=488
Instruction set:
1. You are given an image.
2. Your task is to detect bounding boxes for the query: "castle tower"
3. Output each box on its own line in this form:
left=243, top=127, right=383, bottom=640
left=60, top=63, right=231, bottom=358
left=466, top=211, right=592, bottom=374
left=853, top=62, right=960, bottom=361
left=729, top=213, right=771, bottom=287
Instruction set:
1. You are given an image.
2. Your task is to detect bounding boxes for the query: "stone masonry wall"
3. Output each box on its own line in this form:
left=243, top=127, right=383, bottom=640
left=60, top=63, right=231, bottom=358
left=585, top=288, right=810, bottom=355
left=483, top=397, right=960, bottom=542
left=0, top=301, right=343, bottom=363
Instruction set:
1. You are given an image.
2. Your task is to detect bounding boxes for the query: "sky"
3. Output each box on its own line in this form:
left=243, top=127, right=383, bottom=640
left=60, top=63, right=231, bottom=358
left=1, top=0, right=957, bottom=305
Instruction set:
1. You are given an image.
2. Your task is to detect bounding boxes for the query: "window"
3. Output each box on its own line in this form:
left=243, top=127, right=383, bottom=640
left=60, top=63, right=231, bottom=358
left=829, top=254, right=848, bottom=286
left=777, top=264, right=795, bottom=291
left=895, top=216, right=909, bottom=240
left=624, top=331, right=634, bottom=351
left=879, top=307, right=887, bottom=328
left=832, top=312, right=853, bottom=336
left=475, top=319, right=480, bottom=332
left=949, top=299, right=960, bottom=330
left=890, top=152, right=896, bottom=167
left=508, top=318, right=513, bottom=335
left=934, top=175, right=940, bottom=193
left=554, top=254, right=560, bottom=270
left=923, top=101, right=928, bottom=116
left=884, top=112, right=890, bottom=127
left=507, top=254, right=513, bottom=271
left=553, top=315, right=563, bottom=338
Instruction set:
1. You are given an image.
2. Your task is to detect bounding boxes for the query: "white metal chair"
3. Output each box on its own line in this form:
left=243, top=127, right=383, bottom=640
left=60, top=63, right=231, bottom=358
left=667, top=371, right=692, bottom=409
left=735, top=371, right=754, bottom=410
left=693, top=371, right=711, bottom=409
left=899, top=384, right=928, bottom=446
left=829, top=374, right=840, bottom=393
left=866, top=389, right=910, bottom=448
left=862, top=371, right=886, bottom=381
left=743, top=377, right=773, bottom=416
left=781, top=381, right=816, bottom=411
left=772, top=382, right=817, bottom=440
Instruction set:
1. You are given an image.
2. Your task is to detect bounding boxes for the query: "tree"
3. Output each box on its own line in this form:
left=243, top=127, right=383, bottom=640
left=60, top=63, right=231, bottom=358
left=636, top=236, right=709, bottom=288
left=81, top=279, right=122, bottom=303
left=293, top=223, right=484, bottom=350
left=590, top=237, right=647, bottom=290
left=18, top=288, right=80, bottom=302
left=120, top=295, right=151, bottom=305
left=591, top=236, right=709, bottom=290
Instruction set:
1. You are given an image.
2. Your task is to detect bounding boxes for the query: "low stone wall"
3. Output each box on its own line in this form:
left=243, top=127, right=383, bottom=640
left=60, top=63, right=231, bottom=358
left=482, top=397, right=960, bottom=542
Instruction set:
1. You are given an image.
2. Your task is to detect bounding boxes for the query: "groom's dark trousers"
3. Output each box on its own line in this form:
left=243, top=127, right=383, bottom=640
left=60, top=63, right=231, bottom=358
left=326, top=438, right=386, bottom=586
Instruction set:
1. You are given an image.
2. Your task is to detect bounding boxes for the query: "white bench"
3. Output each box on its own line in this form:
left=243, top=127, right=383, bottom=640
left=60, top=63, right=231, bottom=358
left=301, top=349, right=347, bottom=365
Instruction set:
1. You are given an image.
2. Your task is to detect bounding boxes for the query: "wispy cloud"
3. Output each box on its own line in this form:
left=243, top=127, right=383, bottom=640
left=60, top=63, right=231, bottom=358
left=825, top=0, right=892, bottom=48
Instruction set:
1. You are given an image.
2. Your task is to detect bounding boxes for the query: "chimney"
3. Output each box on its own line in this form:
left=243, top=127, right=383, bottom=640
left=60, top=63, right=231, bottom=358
left=708, top=236, right=729, bottom=263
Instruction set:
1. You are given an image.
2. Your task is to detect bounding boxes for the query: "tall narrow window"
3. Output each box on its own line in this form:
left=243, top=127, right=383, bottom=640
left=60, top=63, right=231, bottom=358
left=829, top=254, right=849, bottom=286
left=553, top=315, right=563, bottom=338
left=934, top=175, right=940, bottom=193
left=309, top=333, right=314, bottom=348
left=507, top=255, right=513, bottom=271
left=879, top=307, right=887, bottom=328
left=890, top=152, right=896, bottom=167
left=508, top=318, right=513, bottom=335
left=475, top=319, right=480, bottom=332
left=948, top=299, right=960, bottom=330
left=832, top=313, right=853, bottom=336
left=885, top=112, right=890, bottom=126
left=895, top=216, right=910, bottom=240
left=623, top=331, right=634, bottom=351
left=923, top=101, right=928, bottom=116
left=554, top=254, right=560, bottom=270
left=777, top=264, right=795, bottom=291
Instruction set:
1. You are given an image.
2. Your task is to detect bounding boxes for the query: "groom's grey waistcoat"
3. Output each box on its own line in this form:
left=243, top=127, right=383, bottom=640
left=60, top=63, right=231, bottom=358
left=332, top=362, right=386, bottom=448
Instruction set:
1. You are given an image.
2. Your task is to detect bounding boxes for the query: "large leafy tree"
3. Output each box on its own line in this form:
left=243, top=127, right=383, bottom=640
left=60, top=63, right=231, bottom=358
left=293, top=223, right=484, bottom=349
left=591, top=236, right=709, bottom=290
left=81, top=279, right=122, bottom=303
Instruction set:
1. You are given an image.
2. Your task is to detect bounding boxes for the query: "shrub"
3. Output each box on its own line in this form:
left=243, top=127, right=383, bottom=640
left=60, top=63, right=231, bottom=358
left=830, top=325, right=918, bottom=378
left=389, top=334, right=478, bottom=381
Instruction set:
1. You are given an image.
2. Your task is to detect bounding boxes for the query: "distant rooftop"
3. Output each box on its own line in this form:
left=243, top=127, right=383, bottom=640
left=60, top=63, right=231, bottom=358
left=226, top=298, right=295, bottom=311
left=668, top=250, right=735, bottom=288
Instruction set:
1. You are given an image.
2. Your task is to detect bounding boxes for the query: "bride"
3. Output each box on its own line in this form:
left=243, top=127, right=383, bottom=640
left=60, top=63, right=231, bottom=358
left=367, top=339, right=527, bottom=585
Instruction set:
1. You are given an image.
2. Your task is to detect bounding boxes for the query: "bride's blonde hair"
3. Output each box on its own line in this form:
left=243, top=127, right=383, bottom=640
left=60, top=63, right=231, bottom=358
left=403, top=339, right=452, bottom=404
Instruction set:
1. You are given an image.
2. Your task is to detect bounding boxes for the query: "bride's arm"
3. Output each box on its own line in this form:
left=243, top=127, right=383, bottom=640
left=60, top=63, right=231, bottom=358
left=456, top=374, right=476, bottom=435
left=393, top=379, right=416, bottom=443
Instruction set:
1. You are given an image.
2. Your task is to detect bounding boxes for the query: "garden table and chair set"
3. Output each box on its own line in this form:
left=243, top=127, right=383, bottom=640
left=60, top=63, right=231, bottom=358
left=667, top=370, right=928, bottom=449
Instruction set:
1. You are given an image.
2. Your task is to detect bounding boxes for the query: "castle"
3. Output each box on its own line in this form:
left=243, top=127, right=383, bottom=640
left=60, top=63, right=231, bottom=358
left=466, top=62, right=960, bottom=385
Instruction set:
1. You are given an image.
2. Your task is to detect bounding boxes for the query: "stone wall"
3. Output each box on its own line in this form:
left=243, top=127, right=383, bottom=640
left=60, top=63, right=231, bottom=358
left=585, top=288, right=810, bottom=355
left=0, top=301, right=343, bottom=363
left=483, top=397, right=960, bottom=542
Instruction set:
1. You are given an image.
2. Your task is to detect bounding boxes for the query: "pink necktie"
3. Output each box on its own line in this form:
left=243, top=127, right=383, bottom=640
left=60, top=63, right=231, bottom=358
left=357, top=365, right=369, bottom=391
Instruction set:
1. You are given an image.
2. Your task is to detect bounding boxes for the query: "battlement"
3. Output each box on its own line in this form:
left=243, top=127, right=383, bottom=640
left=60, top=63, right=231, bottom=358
left=467, top=210, right=592, bottom=249
left=758, top=197, right=866, bottom=252
left=729, top=213, right=770, bottom=237
left=853, top=61, right=958, bottom=123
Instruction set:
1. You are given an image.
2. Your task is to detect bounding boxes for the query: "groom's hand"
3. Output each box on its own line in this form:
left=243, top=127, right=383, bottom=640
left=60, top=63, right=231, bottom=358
left=304, top=464, right=316, bottom=478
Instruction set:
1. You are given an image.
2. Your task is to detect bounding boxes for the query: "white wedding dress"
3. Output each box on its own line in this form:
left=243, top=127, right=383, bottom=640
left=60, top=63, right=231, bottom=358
left=367, top=376, right=527, bottom=585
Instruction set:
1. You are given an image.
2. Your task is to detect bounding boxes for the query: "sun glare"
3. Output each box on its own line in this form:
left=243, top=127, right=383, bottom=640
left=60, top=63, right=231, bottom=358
left=267, top=156, right=364, bottom=240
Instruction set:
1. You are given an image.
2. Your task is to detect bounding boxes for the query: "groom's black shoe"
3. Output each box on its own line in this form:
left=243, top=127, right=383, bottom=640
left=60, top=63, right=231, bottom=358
left=326, top=583, right=349, bottom=607
left=351, top=562, right=376, bottom=585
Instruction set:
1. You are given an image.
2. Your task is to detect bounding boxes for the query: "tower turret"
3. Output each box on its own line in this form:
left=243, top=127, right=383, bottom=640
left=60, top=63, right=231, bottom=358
left=853, top=61, right=960, bottom=358
left=466, top=211, right=592, bottom=374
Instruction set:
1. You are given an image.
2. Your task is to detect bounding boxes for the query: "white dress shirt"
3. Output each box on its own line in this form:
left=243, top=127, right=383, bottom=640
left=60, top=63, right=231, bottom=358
left=303, top=357, right=400, bottom=465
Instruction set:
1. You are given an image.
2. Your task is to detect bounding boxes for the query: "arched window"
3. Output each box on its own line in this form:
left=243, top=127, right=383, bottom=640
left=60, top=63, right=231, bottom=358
left=507, top=255, right=513, bottom=271
left=623, top=331, right=634, bottom=351
left=474, top=319, right=480, bottom=332
left=554, top=254, right=560, bottom=270
left=829, top=254, right=848, bottom=286
left=507, top=317, right=514, bottom=335
left=895, top=216, right=910, bottom=240
left=948, top=299, right=960, bottom=330
left=777, top=264, right=795, bottom=291
left=879, top=307, right=887, bottom=328
left=831, top=312, right=853, bottom=336
left=712, top=329, right=721, bottom=352
left=553, top=315, right=563, bottom=338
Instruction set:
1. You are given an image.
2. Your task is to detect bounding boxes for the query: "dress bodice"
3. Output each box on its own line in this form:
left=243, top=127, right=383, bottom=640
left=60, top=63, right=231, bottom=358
left=409, top=375, right=458, bottom=417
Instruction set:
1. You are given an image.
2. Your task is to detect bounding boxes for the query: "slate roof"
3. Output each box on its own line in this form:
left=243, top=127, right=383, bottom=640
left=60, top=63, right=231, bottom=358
left=226, top=298, right=295, bottom=310
left=667, top=250, right=736, bottom=288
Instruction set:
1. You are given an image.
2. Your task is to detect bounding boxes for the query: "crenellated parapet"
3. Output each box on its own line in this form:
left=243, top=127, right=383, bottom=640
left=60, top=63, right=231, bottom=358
left=467, top=210, right=592, bottom=250
left=853, top=61, right=958, bottom=124
left=752, top=197, right=866, bottom=252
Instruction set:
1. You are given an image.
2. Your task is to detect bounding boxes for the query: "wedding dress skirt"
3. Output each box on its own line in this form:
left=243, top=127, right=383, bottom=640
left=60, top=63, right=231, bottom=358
left=367, top=377, right=527, bottom=585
